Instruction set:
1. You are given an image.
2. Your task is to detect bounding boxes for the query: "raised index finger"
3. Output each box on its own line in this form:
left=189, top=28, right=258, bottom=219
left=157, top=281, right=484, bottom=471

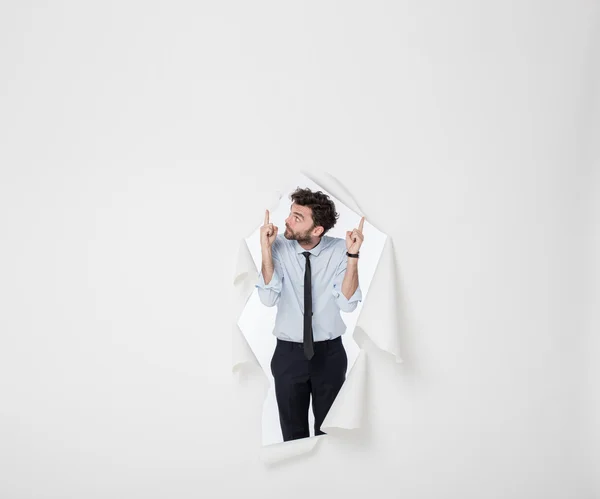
left=264, top=210, right=270, bottom=226
left=358, top=216, right=365, bottom=232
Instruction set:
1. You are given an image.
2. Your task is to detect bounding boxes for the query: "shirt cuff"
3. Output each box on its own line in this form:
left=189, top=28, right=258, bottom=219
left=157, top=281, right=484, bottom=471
left=256, top=268, right=282, bottom=292
left=332, top=283, right=362, bottom=312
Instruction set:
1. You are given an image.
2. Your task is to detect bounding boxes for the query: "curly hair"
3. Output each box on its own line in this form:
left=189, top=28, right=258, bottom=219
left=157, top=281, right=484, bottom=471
left=290, top=187, right=339, bottom=236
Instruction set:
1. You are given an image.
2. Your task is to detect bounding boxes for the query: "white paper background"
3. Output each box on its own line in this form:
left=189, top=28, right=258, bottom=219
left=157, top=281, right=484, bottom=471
left=1, top=1, right=599, bottom=498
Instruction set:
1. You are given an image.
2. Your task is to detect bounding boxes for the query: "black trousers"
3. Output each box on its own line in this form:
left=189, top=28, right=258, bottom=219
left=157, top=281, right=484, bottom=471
left=270, top=336, right=348, bottom=441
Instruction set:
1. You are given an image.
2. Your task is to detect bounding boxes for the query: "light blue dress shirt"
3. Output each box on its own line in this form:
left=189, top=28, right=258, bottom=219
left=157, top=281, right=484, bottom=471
left=255, top=234, right=362, bottom=342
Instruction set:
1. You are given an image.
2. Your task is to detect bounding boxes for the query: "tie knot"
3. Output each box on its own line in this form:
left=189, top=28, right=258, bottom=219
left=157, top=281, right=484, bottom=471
left=302, top=251, right=311, bottom=258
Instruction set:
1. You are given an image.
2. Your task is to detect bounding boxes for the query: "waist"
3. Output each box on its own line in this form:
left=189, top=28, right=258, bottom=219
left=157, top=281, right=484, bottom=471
left=277, top=336, right=342, bottom=346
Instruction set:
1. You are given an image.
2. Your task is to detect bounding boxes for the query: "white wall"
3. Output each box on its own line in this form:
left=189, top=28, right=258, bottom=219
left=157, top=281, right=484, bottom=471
left=582, top=16, right=600, bottom=497
left=585, top=134, right=600, bottom=498
left=0, top=1, right=597, bottom=498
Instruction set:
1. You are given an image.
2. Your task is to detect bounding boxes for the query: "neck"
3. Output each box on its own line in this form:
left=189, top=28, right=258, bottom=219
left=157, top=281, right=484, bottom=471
left=299, top=237, right=321, bottom=251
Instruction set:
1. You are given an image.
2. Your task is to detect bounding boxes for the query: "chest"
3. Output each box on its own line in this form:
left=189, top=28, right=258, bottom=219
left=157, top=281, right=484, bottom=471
left=282, top=252, right=338, bottom=284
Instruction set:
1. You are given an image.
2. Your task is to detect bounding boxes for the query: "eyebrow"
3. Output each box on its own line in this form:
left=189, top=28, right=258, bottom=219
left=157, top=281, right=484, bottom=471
left=292, top=211, right=305, bottom=219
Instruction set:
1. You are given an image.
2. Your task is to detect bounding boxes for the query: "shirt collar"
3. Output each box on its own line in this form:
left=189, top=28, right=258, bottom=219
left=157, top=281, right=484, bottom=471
left=295, top=237, right=326, bottom=256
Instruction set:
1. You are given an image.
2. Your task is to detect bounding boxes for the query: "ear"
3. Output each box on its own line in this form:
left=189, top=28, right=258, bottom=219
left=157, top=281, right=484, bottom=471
left=314, top=226, right=324, bottom=237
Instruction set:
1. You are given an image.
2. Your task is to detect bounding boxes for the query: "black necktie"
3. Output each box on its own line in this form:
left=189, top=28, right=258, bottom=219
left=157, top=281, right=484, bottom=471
left=302, top=251, right=314, bottom=360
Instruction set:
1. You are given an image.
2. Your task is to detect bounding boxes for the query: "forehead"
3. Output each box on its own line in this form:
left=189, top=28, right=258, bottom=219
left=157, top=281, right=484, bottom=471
left=290, top=203, right=312, bottom=219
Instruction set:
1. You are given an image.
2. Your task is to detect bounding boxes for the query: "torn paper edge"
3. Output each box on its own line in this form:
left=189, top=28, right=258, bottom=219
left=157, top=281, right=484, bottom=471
left=232, top=171, right=403, bottom=463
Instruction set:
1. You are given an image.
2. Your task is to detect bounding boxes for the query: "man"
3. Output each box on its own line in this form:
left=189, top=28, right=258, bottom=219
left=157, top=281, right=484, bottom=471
left=256, top=187, right=365, bottom=441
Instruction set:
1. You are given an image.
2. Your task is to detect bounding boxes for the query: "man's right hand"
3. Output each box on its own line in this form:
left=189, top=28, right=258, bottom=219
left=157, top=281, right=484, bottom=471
left=260, top=209, right=278, bottom=249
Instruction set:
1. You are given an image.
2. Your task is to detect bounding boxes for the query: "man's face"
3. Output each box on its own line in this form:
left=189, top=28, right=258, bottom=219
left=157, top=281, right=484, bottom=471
left=284, top=203, right=322, bottom=243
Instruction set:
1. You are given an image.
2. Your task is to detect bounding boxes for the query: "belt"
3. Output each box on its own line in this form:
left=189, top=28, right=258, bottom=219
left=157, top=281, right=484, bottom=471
left=276, top=336, right=342, bottom=346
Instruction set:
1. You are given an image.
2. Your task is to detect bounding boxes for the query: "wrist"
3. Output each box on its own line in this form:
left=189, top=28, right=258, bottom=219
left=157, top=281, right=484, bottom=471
left=261, top=246, right=273, bottom=260
left=346, top=254, right=359, bottom=266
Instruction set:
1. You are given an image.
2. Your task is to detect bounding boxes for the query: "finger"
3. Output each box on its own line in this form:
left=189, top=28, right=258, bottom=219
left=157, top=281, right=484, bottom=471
left=358, top=216, right=365, bottom=232
left=264, top=210, right=270, bottom=226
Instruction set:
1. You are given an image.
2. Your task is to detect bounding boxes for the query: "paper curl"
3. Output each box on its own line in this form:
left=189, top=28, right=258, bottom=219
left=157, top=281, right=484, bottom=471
left=232, top=172, right=402, bottom=463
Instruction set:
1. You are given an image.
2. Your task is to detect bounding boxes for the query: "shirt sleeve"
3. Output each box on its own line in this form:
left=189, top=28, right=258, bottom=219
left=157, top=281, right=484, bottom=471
left=255, top=251, right=283, bottom=307
left=331, top=251, right=362, bottom=313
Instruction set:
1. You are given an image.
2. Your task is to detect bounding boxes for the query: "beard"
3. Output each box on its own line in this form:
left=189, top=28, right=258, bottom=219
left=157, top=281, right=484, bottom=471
left=284, top=225, right=313, bottom=244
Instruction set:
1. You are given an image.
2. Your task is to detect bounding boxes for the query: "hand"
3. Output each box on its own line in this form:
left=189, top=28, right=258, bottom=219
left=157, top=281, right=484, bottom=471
left=346, top=216, right=365, bottom=254
left=260, top=209, right=278, bottom=249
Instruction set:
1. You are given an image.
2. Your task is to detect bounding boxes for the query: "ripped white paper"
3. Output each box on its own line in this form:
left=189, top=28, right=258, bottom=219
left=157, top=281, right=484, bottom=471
left=232, top=171, right=402, bottom=463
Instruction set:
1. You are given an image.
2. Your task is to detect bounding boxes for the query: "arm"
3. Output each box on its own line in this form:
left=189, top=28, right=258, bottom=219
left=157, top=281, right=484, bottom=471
left=333, top=216, right=365, bottom=312
left=256, top=245, right=283, bottom=307
left=261, top=246, right=276, bottom=285
left=255, top=209, right=282, bottom=307
left=342, top=256, right=359, bottom=300
left=332, top=252, right=362, bottom=313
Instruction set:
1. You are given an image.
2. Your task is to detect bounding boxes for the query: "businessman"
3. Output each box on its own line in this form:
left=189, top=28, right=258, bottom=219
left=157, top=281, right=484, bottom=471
left=256, top=187, right=364, bottom=441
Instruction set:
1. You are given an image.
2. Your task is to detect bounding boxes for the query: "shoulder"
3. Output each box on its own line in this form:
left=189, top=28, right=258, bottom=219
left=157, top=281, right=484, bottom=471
left=272, top=234, right=290, bottom=253
left=323, top=236, right=346, bottom=254
left=274, top=234, right=288, bottom=245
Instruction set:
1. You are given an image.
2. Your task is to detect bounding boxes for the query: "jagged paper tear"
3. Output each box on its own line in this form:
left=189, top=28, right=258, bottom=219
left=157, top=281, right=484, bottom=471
left=259, top=434, right=324, bottom=466
left=232, top=172, right=402, bottom=464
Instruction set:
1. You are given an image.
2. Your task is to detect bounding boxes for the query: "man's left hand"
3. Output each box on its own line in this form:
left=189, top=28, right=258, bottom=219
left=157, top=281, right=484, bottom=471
left=346, top=216, right=365, bottom=254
